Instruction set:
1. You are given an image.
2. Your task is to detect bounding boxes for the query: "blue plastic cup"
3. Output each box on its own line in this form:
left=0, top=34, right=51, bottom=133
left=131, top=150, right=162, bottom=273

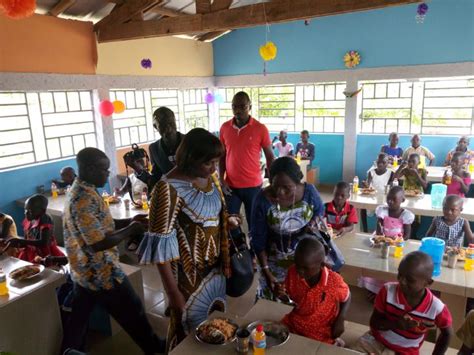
left=419, top=237, right=445, bottom=276
left=431, top=184, right=447, bottom=209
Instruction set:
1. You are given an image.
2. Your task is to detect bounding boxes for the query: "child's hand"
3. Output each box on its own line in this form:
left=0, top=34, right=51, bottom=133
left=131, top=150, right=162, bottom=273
left=273, top=282, right=287, bottom=299
left=452, top=174, right=463, bottom=183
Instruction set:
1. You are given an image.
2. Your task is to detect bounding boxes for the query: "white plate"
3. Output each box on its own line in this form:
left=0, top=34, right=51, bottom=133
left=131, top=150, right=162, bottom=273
left=9, top=264, right=45, bottom=281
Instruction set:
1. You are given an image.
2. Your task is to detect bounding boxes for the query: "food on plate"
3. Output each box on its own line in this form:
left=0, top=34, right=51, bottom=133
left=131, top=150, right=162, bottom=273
left=372, top=235, right=396, bottom=246
left=9, top=265, right=41, bottom=280
left=196, top=318, right=237, bottom=344
left=404, top=190, right=423, bottom=197
left=360, top=187, right=376, bottom=195
left=107, top=196, right=121, bottom=204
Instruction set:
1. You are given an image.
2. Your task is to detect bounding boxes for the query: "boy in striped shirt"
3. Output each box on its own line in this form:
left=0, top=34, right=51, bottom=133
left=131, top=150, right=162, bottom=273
left=354, top=251, right=453, bottom=355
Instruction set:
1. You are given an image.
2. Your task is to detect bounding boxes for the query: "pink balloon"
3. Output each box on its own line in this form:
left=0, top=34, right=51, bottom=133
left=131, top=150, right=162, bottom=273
left=99, top=100, right=114, bottom=116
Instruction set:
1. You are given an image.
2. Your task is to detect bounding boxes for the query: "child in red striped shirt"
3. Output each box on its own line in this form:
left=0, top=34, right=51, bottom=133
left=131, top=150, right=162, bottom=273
left=353, top=251, right=453, bottom=355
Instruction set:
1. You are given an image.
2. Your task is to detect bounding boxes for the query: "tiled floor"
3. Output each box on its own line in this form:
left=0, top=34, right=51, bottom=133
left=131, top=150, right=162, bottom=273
left=88, top=184, right=336, bottom=354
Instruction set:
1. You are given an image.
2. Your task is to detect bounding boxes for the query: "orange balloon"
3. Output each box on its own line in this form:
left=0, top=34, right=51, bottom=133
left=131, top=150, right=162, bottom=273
left=113, top=100, right=126, bottom=114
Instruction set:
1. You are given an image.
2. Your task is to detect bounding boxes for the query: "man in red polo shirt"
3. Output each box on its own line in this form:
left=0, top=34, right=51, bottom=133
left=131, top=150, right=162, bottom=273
left=219, top=91, right=274, bottom=231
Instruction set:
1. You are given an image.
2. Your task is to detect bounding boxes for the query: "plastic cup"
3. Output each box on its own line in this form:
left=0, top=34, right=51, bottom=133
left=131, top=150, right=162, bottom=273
left=381, top=243, right=390, bottom=259
left=235, top=328, right=250, bottom=354
left=124, top=199, right=130, bottom=210
left=447, top=253, right=458, bottom=268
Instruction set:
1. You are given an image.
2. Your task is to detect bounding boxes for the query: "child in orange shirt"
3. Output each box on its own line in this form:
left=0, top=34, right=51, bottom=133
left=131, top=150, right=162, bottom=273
left=280, top=236, right=351, bottom=345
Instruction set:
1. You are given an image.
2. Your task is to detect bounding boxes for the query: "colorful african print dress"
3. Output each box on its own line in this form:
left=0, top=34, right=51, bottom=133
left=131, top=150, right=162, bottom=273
left=251, top=183, right=324, bottom=300
left=137, top=176, right=229, bottom=350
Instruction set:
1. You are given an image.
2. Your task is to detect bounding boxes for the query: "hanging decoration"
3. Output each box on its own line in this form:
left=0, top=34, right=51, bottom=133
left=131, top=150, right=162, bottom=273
left=304, top=19, right=310, bottom=26
left=415, top=3, right=429, bottom=23
left=204, top=93, right=215, bottom=104
left=0, top=0, right=36, bottom=19
left=98, top=100, right=114, bottom=116
left=343, top=87, right=363, bottom=98
left=113, top=100, right=126, bottom=114
left=259, top=42, right=278, bottom=62
left=344, top=50, right=361, bottom=69
left=140, top=58, right=152, bottom=69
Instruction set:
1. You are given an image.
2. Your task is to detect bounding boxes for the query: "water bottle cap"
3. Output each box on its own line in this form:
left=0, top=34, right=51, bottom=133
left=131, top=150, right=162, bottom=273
left=256, top=324, right=264, bottom=332
left=469, top=243, right=474, bottom=248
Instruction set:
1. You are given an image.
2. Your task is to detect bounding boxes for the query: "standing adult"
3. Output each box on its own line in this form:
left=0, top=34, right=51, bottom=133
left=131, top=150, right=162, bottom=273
left=444, top=136, right=474, bottom=166
left=295, top=130, right=316, bottom=166
left=219, top=91, right=275, bottom=229
left=272, top=130, right=294, bottom=157
left=138, top=128, right=238, bottom=351
left=62, top=148, right=164, bottom=354
left=149, top=107, right=184, bottom=190
left=402, top=134, right=435, bottom=166
left=251, top=157, right=324, bottom=300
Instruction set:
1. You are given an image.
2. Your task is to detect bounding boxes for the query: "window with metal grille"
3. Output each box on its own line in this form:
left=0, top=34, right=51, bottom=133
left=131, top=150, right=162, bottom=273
left=217, top=83, right=346, bottom=133
left=0, top=90, right=96, bottom=171
left=359, top=77, right=474, bottom=135
left=111, top=88, right=209, bottom=148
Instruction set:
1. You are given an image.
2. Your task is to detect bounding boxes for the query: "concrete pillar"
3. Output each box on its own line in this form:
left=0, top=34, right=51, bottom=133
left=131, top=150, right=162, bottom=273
left=343, top=78, right=359, bottom=181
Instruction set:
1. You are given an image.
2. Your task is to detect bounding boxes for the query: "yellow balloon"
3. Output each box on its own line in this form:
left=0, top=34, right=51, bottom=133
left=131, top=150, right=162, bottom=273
left=259, top=41, right=277, bottom=61
left=113, top=100, right=126, bottom=114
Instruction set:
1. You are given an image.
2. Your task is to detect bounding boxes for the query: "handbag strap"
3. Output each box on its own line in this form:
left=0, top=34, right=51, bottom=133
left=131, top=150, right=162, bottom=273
left=211, top=174, right=239, bottom=254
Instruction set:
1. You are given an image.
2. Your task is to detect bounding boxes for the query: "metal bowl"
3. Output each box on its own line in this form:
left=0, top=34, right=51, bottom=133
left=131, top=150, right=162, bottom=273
left=246, top=320, right=290, bottom=348
left=195, top=318, right=238, bottom=346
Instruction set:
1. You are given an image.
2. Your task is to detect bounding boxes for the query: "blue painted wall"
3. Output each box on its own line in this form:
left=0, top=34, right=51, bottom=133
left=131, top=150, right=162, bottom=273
left=0, top=158, right=77, bottom=233
left=214, top=0, right=474, bottom=75
left=355, top=134, right=464, bottom=180
left=272, top=132, right=344, bottom=184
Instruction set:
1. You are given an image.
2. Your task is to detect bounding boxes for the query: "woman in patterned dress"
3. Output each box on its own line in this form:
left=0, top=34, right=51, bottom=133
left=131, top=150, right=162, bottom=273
left=251, top=157, right=325, bottom=300
left=137, top=128, right=236, bottom=350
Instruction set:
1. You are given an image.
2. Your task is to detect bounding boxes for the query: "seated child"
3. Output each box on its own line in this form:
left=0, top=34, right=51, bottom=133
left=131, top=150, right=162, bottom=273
left=7, top=194, right=64, bottom=262
left=0, top=212, right=19, bottom=256
left=353, top=251, right=453, bottom=355
left=280, top=237, right=351, bottom=345
left=359, top=187, right=415, bottom=296
left=457, top=310, right=474, bottom=355
left=324, top=182, right=358, bottom=237
left=376, top=186, right=414, bottom=240
left=115, top=144, right=150, bottom=201
left=444, top=151, right=471, bottom=197
left=395, top=153, right=428, bottom=193
left=426, top=195, right=474, bottom=248
left=366, top=153, right=394, bottom=193
left=380, top=132, right=403, bottom=165
left=52, top=166, right=76, bottom=189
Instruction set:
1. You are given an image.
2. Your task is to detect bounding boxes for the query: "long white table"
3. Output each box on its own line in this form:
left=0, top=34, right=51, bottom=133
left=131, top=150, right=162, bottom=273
left=349, top=192, right=474, bottom=221
left=335, top=233, right=472, bottom=349
left=0, top=255, right=66, bottom=355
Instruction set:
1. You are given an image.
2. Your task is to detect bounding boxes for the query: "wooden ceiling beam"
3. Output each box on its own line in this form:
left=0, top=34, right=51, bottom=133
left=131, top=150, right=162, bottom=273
left=196, top=0, right=211, bottom=14
left=49, top=0, right=76, bottom=16
left=98, top=0, right=420, bottom=42
left=95, top=0, right=162, bottom=32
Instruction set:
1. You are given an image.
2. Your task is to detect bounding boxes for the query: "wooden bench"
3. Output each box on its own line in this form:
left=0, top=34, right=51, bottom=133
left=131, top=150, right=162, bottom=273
left=342, top=320, right=458, bottom=355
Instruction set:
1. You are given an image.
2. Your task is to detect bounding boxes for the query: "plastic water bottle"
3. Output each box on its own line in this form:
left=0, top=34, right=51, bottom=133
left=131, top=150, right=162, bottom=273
left=0, top=270, right=9, bottom=296
left=445, top=170, right=452, bottom=185
left=352, top=176, right=359, bottom=193
left=392, top=178, right=399, bottom=187
left=392, top=157, right=398, bottom=168
left=141, top=191, right=149, bottom=210
left=470, top=159, right=474, bottom=174
left=51, top=182, right=58, bottom=199
left=252, top=324, right=266, bottom=355
left=394, top=238, right=404, bottom=258
left=464, top=244, right=474, bottom=271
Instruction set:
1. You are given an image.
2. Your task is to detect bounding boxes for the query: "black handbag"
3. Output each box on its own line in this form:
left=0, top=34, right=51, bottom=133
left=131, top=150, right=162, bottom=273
left=211, top=174, right=254, bottom=297
left=306, top=229, right=345, bottom=272
left=226, top=231, right=254, bottom=297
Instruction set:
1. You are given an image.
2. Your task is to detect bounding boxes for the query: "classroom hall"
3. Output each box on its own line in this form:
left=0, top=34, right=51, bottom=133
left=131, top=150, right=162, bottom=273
left=0, top=0, right=473, bottom=354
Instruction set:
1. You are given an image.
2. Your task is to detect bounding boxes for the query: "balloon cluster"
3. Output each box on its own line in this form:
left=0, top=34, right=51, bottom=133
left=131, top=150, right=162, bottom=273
left=0, top=0, right=36, bottom=19
left=98, top=100, right=126, bottom=116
